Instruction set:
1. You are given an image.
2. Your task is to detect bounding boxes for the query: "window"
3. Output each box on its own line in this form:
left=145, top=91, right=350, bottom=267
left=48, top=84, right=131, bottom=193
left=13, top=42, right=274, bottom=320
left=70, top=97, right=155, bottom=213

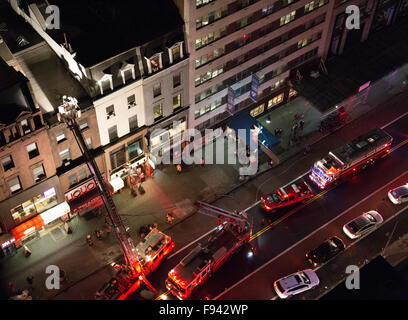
left=59, top=149, right=71, bottom=162
left=79, top=118, right=88, bottom=131
left=173, top=73, right=181, bottom=88
left=2, top=155, right=15, bottom=171
left=108, top=126, right=118, bottom=142
left=150, top=54, right=161, bottom=72
left=153, top=103, right=163, bottom=120
left=68, top=174, right=77, bottom=186
left=173, top=94, right=181, bottom=110
left=172, top=46, right=180, bottom=61
left=280, top=11, right=296, bottom=26
left=21, top=119, right=31, bottom=134
left=77, top=168, right=87, bottom=181
left=129, top=115, right=138, bottom=131
left=106, top=105, right=115, bottom=119
left=268, top=93, right=284, bottom=109
left=85, top=137, right=92, bottom=149
left=127, top=94, right=136, bottom=108
left=153, top=83, right=161, bottom=98
left=128, top=139, right=144, bottom=160
left=8, top=176, right=22, bottom=194
left=33, top=164, right=46, bottom=182
left=250, top=104, right=265, bottom=117
left=56, top=131, right=66, bottom=143
left=110, top=146, right=126, bottom=170
left=262, top=3, right=274, bottom=16
left=27, top=142, right=39, bottom=159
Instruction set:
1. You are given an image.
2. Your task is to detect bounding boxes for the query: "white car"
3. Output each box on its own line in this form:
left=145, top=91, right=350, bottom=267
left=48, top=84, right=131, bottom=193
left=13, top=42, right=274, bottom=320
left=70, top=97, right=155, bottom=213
left=388, top=184, right=408, bottom=204
left=343, top=211, right=383, bottom=239
left=273, top=269, right=319, bottom=299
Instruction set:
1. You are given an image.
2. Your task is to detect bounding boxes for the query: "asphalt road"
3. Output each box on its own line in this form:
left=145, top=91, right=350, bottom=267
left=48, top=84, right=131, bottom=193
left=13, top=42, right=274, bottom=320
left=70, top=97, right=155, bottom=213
left=133, top=112, right=408, bottom=300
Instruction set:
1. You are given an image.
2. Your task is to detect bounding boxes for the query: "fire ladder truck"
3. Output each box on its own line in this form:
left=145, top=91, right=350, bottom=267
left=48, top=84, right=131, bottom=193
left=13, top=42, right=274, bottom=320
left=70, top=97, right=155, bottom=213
left=309, top=128, right=393, bottom=190
left=165, top=201, right=253, bottom=300
left=58, top=96, right=172, bottom=300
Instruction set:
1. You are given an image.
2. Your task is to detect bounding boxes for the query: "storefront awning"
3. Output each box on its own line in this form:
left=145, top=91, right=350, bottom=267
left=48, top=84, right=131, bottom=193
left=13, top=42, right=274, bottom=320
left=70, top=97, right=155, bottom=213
left=40, top=202, right=70, bottom=225
left=110, top=177, right=124, bottom=193
left=11, top=215, right=44, bottom=241
left=227, top=112, right=280, bottom=153
left=68, top=188, right=104, bottom=216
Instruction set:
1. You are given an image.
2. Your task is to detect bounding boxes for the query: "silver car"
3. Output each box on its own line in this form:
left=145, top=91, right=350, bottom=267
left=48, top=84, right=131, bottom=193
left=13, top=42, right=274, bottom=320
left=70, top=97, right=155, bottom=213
left=273, top=269, right=319, bottom=299
left=388, top=184, right=408, bottom=204
left=343, top=211, right=383, bottom=239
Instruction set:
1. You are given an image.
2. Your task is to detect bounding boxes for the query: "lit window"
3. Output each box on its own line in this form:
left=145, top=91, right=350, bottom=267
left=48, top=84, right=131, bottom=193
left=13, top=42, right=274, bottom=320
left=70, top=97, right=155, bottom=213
left=2, top=155, right=15, bottom=171
left=8, top=176, right=22, bottom=194
left=153, top=103, right=163, bottom=120
left=56, top=131, right=66, bottom=143
left=173, top=94, right=181, bottom=110
left=268, top=93, right=284, bottom=109
left=85, top=137, right=93, bottom=149
left=27, top=142, right=39, bottom=159
left=79, top=118, right=88, bottom=131
left=33, top=164, right=46, bottom=182
left=280, top=11, right=296, bottom=26
left=21, top=119, right=31, bottom=134
left=250, top=104, right=265, bottom=117
left=59, top=149, right=71, bottom=162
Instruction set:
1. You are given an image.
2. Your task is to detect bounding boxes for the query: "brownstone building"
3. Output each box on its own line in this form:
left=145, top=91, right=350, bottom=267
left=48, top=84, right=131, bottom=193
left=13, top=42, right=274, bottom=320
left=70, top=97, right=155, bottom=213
left=0, top=58, right=65, bottom=248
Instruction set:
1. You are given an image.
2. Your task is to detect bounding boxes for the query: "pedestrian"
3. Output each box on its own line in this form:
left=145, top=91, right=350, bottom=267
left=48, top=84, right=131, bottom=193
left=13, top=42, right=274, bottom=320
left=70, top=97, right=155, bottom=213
left=166, top=213, right=174, bottom=224
left=104, top=223, right=111, bottom=236
left=299, top=119, right=305, bottom=129
left=95, top=229, right=103, bottom=240
left=8, top=281, right=15, bottom=295
left=176, top=164, right=182, bottom=174
left=86, top=234, right=93, bottom=246
left=274, top=128, right=279, bottom=136
left=26, top=274, right=34, bottom=288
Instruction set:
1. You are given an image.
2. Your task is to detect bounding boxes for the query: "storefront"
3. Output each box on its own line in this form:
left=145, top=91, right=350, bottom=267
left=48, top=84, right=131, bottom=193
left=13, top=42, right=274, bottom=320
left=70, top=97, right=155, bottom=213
left=9, top=201, right=70, bottom=246
left=0, top=233, right=16, bottom=259
left=65, top=178, right=104, bottom=216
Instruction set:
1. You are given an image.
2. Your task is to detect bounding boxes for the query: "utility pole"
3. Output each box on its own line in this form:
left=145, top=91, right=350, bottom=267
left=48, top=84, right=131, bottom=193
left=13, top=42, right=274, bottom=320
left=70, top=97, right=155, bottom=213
left=57, top=96, right=156, bottom=293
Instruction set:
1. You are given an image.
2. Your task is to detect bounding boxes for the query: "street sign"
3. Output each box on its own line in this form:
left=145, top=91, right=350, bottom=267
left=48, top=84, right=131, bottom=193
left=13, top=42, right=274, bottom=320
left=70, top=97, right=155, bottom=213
left=250, top=74, right=259, bottom=102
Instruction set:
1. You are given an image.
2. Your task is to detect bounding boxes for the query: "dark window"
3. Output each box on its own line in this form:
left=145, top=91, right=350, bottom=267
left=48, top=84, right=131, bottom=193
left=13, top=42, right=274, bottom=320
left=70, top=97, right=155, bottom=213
left=173, top=73, right=181, bottom=88
left=27, top=143, right=39, bottom=159
left=21, top=119, right=31, bottom=134
left=1, top=155, right=15, bottom=171
left=56, top=131, right=66, bottom=143
left=110, top=146, right=126, bottom=170
left=8, top=176, right=22, bottom=194
left=106, top=105, right=115, bottom=119
left=153, top=83, right=161, bottom=98
left=108, top=126, right=118, bottom=143
left=129, top=115, right=138, bottom=132
left=33, top=164, right=46, bottom=182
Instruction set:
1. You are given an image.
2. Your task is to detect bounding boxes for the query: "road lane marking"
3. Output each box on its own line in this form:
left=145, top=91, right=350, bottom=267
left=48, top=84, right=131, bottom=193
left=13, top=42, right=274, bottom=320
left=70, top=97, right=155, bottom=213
left=380, top=110, right=408, bottom=129
left=214, top=169, right=408, bottom=300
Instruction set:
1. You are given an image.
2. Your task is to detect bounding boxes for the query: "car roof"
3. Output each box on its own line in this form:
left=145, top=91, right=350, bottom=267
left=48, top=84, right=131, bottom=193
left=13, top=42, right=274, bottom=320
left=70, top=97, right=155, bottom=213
left=279, top=274, right=303, bottom=290
left=392, top=185, right=408, bottom=197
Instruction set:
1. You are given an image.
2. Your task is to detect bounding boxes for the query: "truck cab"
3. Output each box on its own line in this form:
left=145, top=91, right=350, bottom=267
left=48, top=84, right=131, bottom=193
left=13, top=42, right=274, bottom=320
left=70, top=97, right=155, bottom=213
left=260, top=182, right=313, bottom=212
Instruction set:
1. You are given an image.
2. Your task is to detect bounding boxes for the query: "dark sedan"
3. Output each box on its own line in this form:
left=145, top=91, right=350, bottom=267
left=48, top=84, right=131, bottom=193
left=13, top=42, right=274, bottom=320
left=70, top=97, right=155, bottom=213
left=305, top=237, right=345, bottom=267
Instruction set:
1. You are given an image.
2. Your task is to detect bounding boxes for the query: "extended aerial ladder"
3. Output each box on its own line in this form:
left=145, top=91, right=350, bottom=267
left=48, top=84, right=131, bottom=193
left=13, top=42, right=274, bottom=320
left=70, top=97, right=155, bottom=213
left=58, top=96, right=156, bottom=296
left=195, top=201, right=254, bottom=250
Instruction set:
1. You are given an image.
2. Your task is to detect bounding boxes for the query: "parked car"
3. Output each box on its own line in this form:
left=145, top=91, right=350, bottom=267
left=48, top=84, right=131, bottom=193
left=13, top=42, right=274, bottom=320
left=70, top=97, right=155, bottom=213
left=388, top=184, right=408, bottom=204
left=343, top=211, right=383, bottom=239
left=306, top=237, right=345, bottom=267
left=273, top=269, right=319, bottom=299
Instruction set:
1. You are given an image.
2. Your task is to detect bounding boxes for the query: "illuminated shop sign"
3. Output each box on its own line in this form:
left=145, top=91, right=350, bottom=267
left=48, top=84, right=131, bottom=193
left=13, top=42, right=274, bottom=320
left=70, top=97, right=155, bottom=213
left=65, top=180, right=97, bottom=202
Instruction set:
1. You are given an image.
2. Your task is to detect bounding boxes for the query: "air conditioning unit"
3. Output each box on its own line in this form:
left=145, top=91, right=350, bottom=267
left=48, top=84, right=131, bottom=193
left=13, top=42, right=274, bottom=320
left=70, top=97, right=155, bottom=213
left=107, top=111, right=115, bottom=119
left=128, top=102, right=136, bottom=109
left=63, top=159, right=71, bottom=166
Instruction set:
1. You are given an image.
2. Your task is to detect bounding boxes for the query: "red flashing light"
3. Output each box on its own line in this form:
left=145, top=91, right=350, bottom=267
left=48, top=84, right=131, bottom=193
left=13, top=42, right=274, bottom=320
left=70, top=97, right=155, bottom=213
left=242, top=34, right=248, bottom=39
left=384, top=143, right=389, bottom=147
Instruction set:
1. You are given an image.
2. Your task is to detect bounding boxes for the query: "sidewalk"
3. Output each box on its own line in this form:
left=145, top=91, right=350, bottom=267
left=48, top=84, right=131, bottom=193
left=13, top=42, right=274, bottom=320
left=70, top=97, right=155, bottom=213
left=1, top=60, right=407, bottom=300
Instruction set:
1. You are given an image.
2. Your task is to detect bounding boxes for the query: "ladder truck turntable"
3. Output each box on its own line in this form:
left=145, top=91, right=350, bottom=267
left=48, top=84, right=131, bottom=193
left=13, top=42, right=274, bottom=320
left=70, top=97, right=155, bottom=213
left=58, top=96, right=173, bottom=300
left=309, top=128, right=393, bottom=190
left=260, top=181, right=314, bottom=212
left=165, top=201, right=253, bottom=300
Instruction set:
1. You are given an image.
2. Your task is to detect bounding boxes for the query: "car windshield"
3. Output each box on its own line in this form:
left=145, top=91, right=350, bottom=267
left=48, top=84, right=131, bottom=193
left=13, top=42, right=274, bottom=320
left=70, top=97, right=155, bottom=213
left=348, top=221, right=361, bottom=232
left=392, top=186, right=408, bottom=197
left=272, top=192, right=281, bottom=203
left=365, top=213, right=376, bottom=223
left=300, top=272, right=310, bottom=284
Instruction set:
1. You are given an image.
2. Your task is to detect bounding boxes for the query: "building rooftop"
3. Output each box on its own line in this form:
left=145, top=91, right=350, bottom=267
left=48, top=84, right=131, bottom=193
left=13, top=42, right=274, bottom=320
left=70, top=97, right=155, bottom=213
left=0, top=3, right=43, bottom=55
left=42, top=0, right=184, bottom=67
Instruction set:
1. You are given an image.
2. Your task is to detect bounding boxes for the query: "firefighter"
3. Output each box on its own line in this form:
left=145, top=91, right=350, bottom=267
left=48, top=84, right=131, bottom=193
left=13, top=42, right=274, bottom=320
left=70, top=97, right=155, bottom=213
left=166, top=213, right=174, bottom=224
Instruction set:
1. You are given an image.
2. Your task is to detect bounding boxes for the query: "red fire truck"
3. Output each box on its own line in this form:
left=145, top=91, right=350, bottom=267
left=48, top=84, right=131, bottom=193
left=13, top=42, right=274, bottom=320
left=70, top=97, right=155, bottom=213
left=96, top=228, right=175, bottom=300
left=309, top=128, right=393, bottom=190
left=165, top=202, right=253, bottom=300
left=260, top=181, right=314, bottom=212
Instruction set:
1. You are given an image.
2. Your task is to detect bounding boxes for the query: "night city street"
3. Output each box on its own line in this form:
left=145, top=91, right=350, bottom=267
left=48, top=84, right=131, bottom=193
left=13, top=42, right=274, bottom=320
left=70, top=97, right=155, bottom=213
left=0, top=0, right=408, bottom=316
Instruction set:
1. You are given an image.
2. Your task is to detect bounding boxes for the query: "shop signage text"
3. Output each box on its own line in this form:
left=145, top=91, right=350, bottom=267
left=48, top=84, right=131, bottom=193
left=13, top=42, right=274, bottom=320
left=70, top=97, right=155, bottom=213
left=65, top=180, right=96, bottom=202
